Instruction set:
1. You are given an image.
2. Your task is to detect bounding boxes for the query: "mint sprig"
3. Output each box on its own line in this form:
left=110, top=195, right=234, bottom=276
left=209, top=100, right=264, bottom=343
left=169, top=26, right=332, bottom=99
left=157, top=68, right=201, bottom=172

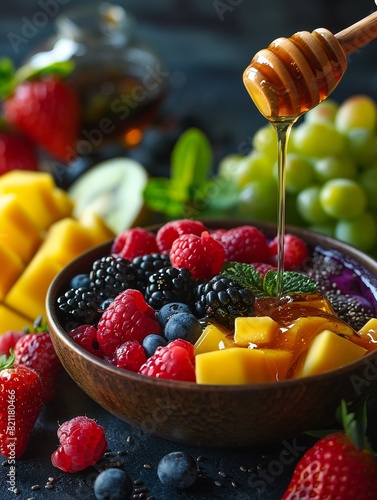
left=222, top=262, right=317, bottom=298
left=143, top=127, right=239, bottom=218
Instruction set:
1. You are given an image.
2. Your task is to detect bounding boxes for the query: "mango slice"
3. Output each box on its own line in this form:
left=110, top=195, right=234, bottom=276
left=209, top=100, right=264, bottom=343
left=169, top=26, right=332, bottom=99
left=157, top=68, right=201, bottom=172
left=194, top=322, right=234, bottom=355
left=195, top=347, right=292, bottom=385
left=234, top=316, right=279, bottom=346
left=0, top=243, right=24, bottom=301
left=293, top=329, right=367, bottom=378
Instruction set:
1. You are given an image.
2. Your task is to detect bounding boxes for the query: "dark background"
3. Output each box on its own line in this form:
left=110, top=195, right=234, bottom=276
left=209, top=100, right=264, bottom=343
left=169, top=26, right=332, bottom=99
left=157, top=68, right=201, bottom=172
left=1, top=1, right=377, bottom=499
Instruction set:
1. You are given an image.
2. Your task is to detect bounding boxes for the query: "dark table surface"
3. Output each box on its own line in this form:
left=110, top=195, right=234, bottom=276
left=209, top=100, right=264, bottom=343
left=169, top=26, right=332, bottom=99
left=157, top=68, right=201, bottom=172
left=1, top=1, right=377, bottom=499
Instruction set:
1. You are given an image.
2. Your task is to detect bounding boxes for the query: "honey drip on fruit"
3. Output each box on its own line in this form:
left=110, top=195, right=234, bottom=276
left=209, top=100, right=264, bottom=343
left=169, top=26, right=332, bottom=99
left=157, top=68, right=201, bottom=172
left=243, top=28, right=347, bottom=298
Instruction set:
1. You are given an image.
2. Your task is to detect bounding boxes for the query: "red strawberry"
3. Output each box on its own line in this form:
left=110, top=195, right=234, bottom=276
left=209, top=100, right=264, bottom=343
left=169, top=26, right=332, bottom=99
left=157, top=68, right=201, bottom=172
left=0, top=130, right=38, bottom=176
left=269, top=234, right=309, bottom=270
left=68, top=324, right=103, bottom=358
left=0, top=352, right=43, bottom=458
left=156, top=219, right=207, bottom=253
left=3, top=76, right=79, bottom=163
left=218, top=226, right=271, bottom=264
left=139, top=338, right=196, bottom=382
left=111, top=340, right=147, bottom=372
left=282, top=401, right=377, bottom=499
left=0, top=329, right=26, bottom=356
left=51, top=416, right=107, bottom=473
left=111, top=228, right=158, bottom=260
left=13, top=326, right=62, bottom=403
left=97, top=289, right=161, bottom=356
left=169, top=231, right=225, bottom=280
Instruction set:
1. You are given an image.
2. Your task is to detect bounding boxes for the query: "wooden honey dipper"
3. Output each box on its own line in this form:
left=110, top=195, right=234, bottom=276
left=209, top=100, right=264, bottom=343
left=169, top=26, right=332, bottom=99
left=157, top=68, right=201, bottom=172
left=243, top=11, right=377, bottom=120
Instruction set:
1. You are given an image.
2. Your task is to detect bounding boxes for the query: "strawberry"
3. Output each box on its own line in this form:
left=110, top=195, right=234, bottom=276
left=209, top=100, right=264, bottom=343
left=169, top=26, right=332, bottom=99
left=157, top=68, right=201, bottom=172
left=111, top=228, right=158, bottom=261
left=51, top=416, right=107, bottom=473
left=0, top=329, right=26, bottom=356
left=217, top=225, right=271, bottom=264
left=0, top=58, right=79, bottom=163
left=139, top=338, right=196, bottom=382
left=156, top=219, right=207, bottom=253
left=269, top=233, right=309, bottom=270
left=282, top=401, right=377, bottom=499
left=0, top=130, right=38, bottom=176
left=169, top=231, right=225, bottom=280
left=97, top=289, right=161, bottom=356
left=0, top=351, right=43, bottom=458
left=13, top=320, right=62, bottom=403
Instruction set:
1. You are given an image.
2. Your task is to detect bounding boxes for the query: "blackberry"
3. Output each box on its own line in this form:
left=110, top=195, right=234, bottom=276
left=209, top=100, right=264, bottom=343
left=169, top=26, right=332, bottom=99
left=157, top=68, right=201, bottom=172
left=144, top=267, right=197, bottom=310
left=195, top=275, right=255, bottom=329
left=57, top=287, right=102, bottom=326
left=89, top=255, right=139, bottom=299
left=130, top=253, right=171, bottom=293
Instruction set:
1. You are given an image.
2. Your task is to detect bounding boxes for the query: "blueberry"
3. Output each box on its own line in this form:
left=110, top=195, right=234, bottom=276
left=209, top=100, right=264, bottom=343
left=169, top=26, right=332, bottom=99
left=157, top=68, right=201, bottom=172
left=93, top=468, right=132, bottom=500
left=142, top=334, right=167, bottom=357
left=100, top=297, right=115, bottom=311
left=70, top=273, right=91, bottom=289
left=164, top=313, right=202, bottom=343
left=157, top=451, right=198, bottom=489
left=157, top=302, right=193, bottom=327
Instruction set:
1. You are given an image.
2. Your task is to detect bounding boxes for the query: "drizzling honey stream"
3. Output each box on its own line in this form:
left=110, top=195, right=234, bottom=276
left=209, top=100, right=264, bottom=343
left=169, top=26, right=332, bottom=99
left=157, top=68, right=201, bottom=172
left=243, top=11, right=377, bottom=298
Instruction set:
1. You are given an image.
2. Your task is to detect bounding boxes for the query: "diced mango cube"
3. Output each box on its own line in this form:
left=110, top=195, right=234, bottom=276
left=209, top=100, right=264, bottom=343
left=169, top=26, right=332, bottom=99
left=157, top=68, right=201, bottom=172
left=261, top=348, right=293, bottom=381
left=78, top=209, right=115, bottom=246
left=294, top=329, right=367, bottom=378
left=5, top=252, right=63, bottom=320
left=359, top=318, right=377, bottom=342
left=38, top=218, right=95, bottom=267
left=196, top=347, right=291, bottom=385
left=0, top=243, right=24, bottom=301
left=50, top=187, right=74, bottom=220
left=194, top=322, right=234, bottom=355
left=0, top=194, right=42, bottom=263
left=0, top=304, right=33, bottom=332
left=234, top=316, right=279, bottom=346
left=0, top=170, right=61, bottom=230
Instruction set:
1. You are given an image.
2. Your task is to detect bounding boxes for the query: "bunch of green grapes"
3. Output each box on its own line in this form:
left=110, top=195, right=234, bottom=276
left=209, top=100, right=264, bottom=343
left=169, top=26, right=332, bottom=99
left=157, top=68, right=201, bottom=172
left=219, top=95, right=377, bottom=255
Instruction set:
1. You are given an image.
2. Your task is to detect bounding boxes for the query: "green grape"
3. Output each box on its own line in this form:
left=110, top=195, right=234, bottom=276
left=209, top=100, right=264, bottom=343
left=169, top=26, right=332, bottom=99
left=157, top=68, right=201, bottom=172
left=313, top=154, right=357, bottom=183
left=252, top=124, right=277, bottom=160
left=335, top=94, right=377, bottom=133
left=218, top=153, right=243, bottom=178
left=285, top=192, right=306, bottom=226
left=359, top=166, right=377, bottom=211
left=292, top=121, right=346, bottom=158
left=319, top=178, right=367, bottom=220
left=273, top=153, right=315, bottom=194
left=305, top=99, right=338, bottom=124
left=230, top=151, right=274, bottom=188
left=335, top=212, right=377, bottom=251
left=238, top=178, right=278, bottom=222
left=296, top=185, right=333, bottom=224
left=346, top=128, right=377, bottom=166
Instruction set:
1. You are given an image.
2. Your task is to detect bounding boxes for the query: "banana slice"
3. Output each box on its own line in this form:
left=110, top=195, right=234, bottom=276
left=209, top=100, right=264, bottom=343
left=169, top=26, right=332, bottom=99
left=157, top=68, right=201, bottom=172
left=68, top=158, right=149, bottom=234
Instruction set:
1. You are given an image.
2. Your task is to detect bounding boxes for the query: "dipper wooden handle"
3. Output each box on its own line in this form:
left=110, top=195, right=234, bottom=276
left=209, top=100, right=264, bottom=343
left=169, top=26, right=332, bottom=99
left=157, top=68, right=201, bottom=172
left=336, top=11, right=377, bottom=55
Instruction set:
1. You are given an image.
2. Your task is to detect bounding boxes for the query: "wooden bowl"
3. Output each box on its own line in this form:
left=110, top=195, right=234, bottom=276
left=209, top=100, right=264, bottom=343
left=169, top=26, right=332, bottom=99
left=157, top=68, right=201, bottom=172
left=46, top=221, right=377, bottom=447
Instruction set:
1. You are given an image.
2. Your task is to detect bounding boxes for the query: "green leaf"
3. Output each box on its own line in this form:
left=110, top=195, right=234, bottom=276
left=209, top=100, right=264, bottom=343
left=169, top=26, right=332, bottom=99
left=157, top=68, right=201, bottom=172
left=171, top=128, right=213, bottom=188
left=143, top=177, right=188, bottom=218
left=0, top=349, right=15, bottom=371
left=15, top=60, right=75, bottom=84
left=221, top=262, right=317, bottom=298
left=0, top=57, right=16, bottom=99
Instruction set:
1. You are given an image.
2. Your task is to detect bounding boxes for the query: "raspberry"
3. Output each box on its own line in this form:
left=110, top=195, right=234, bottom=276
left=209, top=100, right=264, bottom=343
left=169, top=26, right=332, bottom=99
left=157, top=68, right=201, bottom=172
left=156, top=219, right=207, bottom=253
left=269, top=234, right=309, bottom=270
left=169, top=231, right=225, bottom=280
left=139, top=339, right=196, bottom=382
left=111, top=340, right=147, bottom=372
left=51, top=416, right=107, bottom=473
left=68, top=324, right=103, bottom=358
left=111, top=228, right=158, bottom=260
left=218, top=225, right=271, bottom=264
left=97, top=289, right=161, bottom=356
left=252, top=262, right=277, bottom=278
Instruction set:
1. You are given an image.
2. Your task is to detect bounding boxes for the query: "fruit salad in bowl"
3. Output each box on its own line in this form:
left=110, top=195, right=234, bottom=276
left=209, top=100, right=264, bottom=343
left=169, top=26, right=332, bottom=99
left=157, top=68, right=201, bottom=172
left=46, top=219, right=377, bottom=447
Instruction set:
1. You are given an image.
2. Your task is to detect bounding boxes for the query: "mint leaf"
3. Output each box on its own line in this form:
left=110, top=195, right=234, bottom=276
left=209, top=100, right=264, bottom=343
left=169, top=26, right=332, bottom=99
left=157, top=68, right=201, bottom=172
left=171, top=128, right=213, bottom=189
left=222, top=262, right=317, bottom=298
left=143, top=177, right=188, bottom=217
left=0, top=57, right=16, bottom=99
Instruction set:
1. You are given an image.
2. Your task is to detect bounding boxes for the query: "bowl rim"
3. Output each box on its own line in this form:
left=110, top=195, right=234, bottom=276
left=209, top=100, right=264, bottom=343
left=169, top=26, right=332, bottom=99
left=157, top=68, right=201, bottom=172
left=46, top=219, right=377, bottom=392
